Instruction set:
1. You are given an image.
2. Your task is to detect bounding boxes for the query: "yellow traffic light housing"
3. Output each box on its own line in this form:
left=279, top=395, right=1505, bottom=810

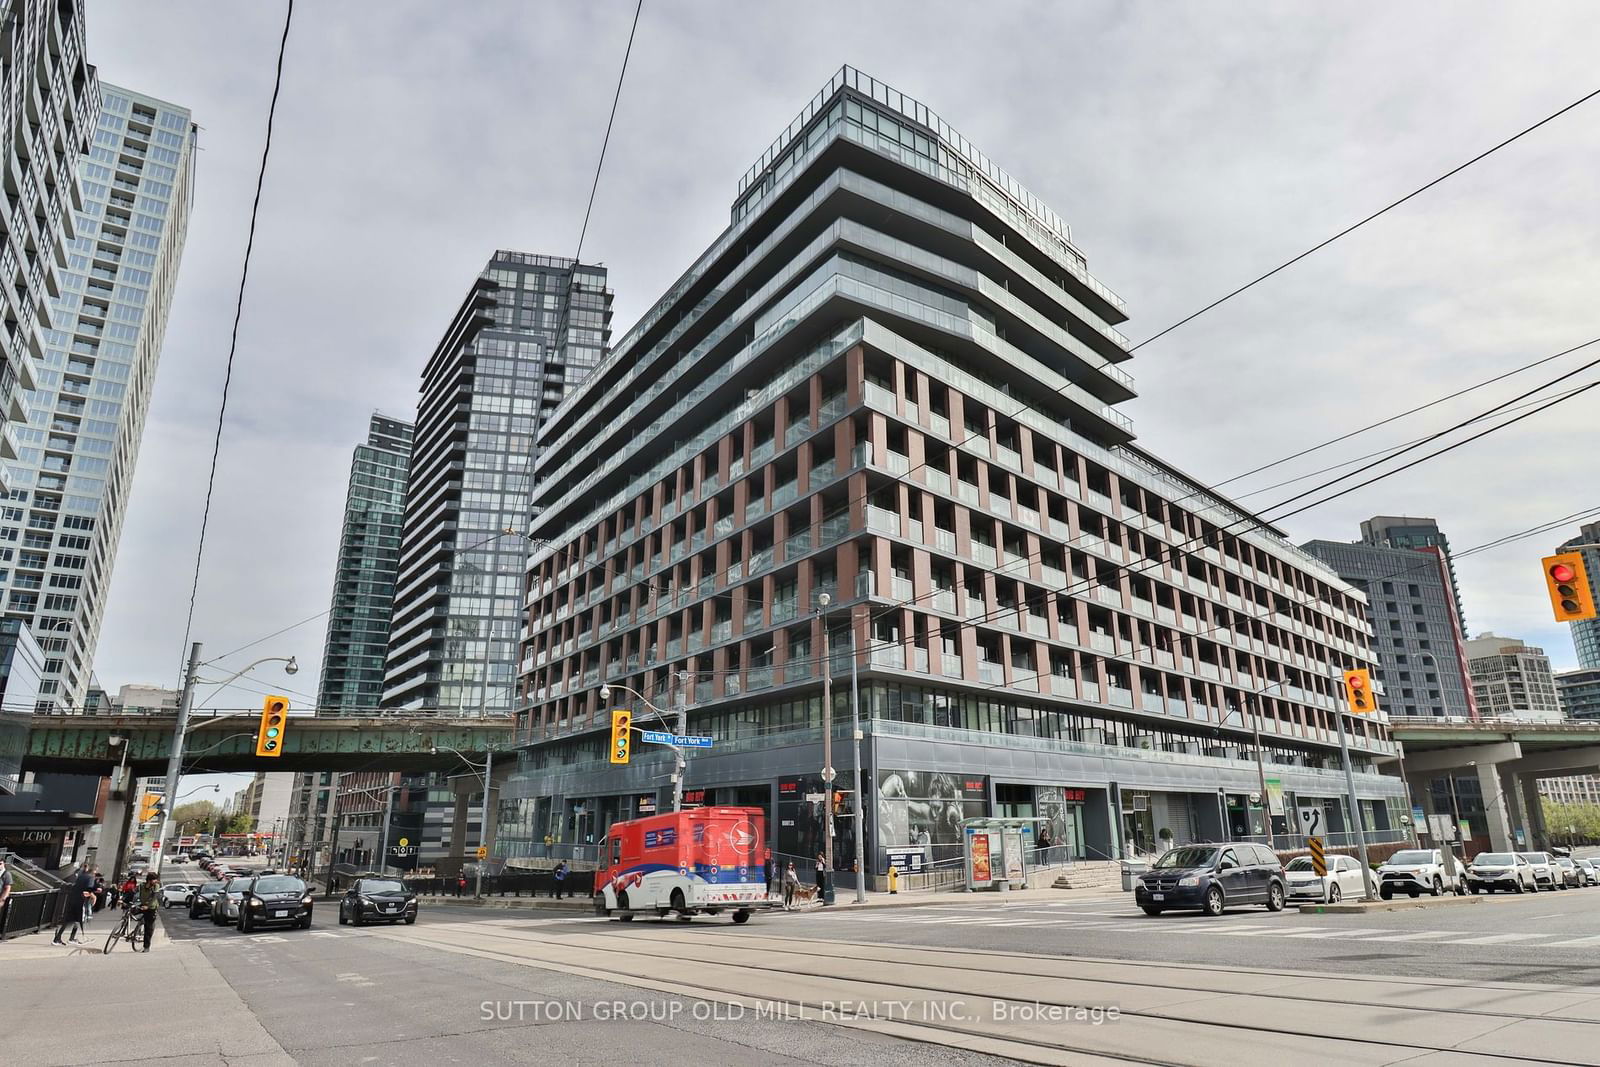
left=1543, top=552, right=1597, bottom=622
left=1342, top=668, right=1376, bottom=715
left=139, top=792, right=163, bottom=823
left=609, top=709, right=631, bottom=764
left=255, top=695, right=289, bottom=757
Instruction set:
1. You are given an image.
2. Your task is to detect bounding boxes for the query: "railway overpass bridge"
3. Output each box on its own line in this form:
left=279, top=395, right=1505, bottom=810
left=1386, top=716, right=1600, bottom=853
left=17, top=710, right=519, bottom=775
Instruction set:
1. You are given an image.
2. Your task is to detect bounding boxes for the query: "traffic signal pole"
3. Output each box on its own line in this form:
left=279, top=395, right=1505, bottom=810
left=150, top=641, right=203, bottom=877
left=1335, top=709, right=1376, bottom=901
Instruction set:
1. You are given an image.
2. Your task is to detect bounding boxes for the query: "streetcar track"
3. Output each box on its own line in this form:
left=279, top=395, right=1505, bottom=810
left=380, top=921, right=1585, bottom=1066
left=408, top=918, right=1600, bottom=1027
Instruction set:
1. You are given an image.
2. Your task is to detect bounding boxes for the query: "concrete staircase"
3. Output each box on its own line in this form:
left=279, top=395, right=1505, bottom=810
left=1050, top=859, right=1123, bottom=891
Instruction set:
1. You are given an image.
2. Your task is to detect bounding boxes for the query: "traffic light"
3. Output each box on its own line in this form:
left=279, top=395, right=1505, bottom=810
left=1542, top=552, right=1597, bottom=622
left=609, top=709, right=631, bottom=764
left=1342, top=668, right=1376, bottom=715
left=255, top=695, right=290, bottom=757
left=139, top=792, right=163, bottom=823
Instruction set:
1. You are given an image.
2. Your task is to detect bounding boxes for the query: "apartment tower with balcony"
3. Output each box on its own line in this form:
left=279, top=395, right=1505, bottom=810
left=0, top=81, right=193, bottom=711
left=501, top=67, right=1405, bottom=872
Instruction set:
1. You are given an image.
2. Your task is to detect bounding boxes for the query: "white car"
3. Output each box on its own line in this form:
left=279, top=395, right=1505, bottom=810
left=1516, top=852, right=1558, bottom=890
left=1464, top=852, right=1536, bottom=894
left=1283, top=854, right=1368, bottom=904
left=1577, top=859, right=1600, bottom=887
left=1376, top=849, right=1465, bottom=899
left=159, top=882, right=197, bottom=908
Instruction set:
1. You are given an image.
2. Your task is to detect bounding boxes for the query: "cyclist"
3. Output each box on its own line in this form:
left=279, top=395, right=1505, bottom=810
left=136, top=872, right=160, bottom=951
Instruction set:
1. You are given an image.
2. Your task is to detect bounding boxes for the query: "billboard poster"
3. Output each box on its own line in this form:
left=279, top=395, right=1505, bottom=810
left=1002, top=828, right=1024, bottom=883
left=1265, top=777, right=1285, bottom=818
left=877, top=770, right=988, bottom=866
left=969, top=829, right=993, bottom=885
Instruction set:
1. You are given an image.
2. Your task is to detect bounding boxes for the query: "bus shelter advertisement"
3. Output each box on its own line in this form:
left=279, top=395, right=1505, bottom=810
left=876, top=771, right=988, bottom=869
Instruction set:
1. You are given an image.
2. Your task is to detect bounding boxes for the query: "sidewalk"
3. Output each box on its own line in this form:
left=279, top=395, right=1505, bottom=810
left=0, top=932, right=290, bottom=1065
left=0, top=905, right=168, bottom=960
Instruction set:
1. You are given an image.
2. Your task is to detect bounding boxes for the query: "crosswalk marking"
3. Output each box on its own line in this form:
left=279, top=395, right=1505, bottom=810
left=1200, top=926, right=1320, bottom=937
left=1361, top=931, right=1459, bottom=942
left=1442, top=932, right=1548, bottom=945
left=1542, top=934, right=1600, bottom=947
left=1280, top=928, right=1383, bottom=939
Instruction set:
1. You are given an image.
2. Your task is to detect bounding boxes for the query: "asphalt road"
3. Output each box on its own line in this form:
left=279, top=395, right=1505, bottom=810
left=777, top=881, right=1600, bottom=986
left=156, top=904, right=1014, bottom=1066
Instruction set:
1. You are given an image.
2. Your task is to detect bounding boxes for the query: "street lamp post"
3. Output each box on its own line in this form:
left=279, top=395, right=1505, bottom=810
left=1334, top=707, right=1377, bottom=901
left=150, top=646, right=298, bottom=876
left=600, top=679, right=688, bottom=813
left=1247, top=679, right=1286, bottom=847
left=848, top=606, right=866, bottom=904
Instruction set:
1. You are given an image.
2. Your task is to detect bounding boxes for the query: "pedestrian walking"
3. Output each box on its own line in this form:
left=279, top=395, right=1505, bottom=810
left=0, top=856, right=13, bottom=916
left=137, top=872, right=160, bottom=951
left=455, top=874, right=467, bottom=898
left=553, top=860, right=568, bottom=899
left=53, top=865, right=95, bottom=945
left=92, top=873, right=107, bottom=913
left=814, top=852, right=828, bottom=903
left=782, top=862, right=799, bottom=910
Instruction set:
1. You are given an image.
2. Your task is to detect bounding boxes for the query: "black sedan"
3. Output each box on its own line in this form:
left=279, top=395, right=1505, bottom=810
left=338, top=877, right=418, bottom=926
left=187, top=881, right=227, bottom=919
left=236, top=874, right=313, bottom=932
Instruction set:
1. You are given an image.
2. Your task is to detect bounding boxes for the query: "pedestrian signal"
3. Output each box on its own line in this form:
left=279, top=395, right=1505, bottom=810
left=609, top=709, right=631, bottom=764
left=1542, top=553, right=1597, bottom=622
left=1342, top=669, right=1376, bottom=715
left=255, top=695, right=290, bottom=757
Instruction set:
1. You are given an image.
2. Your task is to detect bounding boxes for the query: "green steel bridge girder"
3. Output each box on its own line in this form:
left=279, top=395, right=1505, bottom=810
left=23, top=715, right=519, bottom=774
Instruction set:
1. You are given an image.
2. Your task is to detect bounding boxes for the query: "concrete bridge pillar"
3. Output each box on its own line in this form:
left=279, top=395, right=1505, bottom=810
left=1476, top=762, right=1517, bottom=853
left=1520, top=774, right=1548, bottom=851
left=448, top=792, right=469, bottom=869
left=1498, top=768, right=1526, bottom=850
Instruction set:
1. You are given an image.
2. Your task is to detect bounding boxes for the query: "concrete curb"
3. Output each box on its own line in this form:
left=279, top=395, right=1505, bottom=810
left=1296, top=894, right=1484, bottom=914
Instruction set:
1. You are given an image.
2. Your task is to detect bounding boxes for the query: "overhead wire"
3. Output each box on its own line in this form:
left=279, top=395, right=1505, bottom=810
left=174, top=0, right=296, bottom=687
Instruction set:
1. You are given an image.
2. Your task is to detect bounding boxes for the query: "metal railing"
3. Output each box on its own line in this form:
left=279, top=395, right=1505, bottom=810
left=0, top=888, right=64, bottom=940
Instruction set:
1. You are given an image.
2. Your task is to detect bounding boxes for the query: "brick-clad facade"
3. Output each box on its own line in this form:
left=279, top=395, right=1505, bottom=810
left=501, top=68, right=1406, bottom=872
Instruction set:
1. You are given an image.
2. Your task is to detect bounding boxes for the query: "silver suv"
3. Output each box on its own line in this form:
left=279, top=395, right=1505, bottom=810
left=1377, top=848, right=1465, bottom=899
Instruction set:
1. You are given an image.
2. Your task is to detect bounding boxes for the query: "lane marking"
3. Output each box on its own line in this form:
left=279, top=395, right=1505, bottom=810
left=1544, top=934, right=1600, bottom=947
left=1440, top=933, right=1550, bottom=945
left=1360, top=931, right=1462, bottom=942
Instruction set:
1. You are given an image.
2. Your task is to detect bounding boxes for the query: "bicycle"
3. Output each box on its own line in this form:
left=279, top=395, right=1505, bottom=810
left=103, top=903, right=150, bottom=954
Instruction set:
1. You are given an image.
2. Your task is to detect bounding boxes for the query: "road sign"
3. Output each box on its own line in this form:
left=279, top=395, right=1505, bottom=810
left=640, top=730, right=674, bottom=744
left=476, top=846, right=488, bottom=860
left=1308, top=836, right=1326, bottom=877
left=640, top=731, right=714, bottom=748
left=677, top=735, right=714, bottom=748
left=821, top=766, right=836, bottom=782
left=1298, top=807, right=1324, bottom=838
left=804, top=792, right=826, bottom=803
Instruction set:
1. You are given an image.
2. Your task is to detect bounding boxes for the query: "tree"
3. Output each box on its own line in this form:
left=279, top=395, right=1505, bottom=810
left=171, top=801, right=218, bottom=837
left=221, top=811, right=254, bottom=836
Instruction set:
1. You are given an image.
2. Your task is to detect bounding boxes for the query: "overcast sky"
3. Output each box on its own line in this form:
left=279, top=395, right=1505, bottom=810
left=83, top=0, right=1600, bottom=777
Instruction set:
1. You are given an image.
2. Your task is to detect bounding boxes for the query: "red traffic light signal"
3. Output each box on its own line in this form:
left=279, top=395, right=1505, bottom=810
left=1342, top=668, right=1376, bottom=715
left=1543, top=553, right=1597, bottom=622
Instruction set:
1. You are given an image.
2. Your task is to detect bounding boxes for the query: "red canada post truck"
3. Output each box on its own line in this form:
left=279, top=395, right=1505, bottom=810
left=593, top=806, right=778, bottom=923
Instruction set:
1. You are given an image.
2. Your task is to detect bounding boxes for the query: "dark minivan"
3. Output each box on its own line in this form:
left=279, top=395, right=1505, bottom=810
left=1135, top=843, right=1287, bottom=917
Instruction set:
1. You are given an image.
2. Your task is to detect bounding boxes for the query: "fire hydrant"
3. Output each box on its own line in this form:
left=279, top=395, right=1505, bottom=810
left=888, top=864, right=899, bottom=895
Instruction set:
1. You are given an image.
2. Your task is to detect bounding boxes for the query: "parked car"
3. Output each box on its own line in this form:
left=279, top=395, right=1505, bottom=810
left=1464, top=852, right=1535, bottom=894
left=1577, top=859, right=1600, bottom=887
left=159, top=882, right=197, bottom=908
left=1283, top=853, right=1367, bottom=904
left=338, top=877, right=419, bottom=927
left=211, top=877, right=249, bottom=925
left=1376, top=849, right=1465, bottom=899
left=1517, top=852, right=1558, bottom=890
left=188, top=881, right=226, bottom=919
left=1553, top=856, right=1583, bottom=889
left=1134, top=843, right=1286, bottom=917
left=235, top=874, right=312, bottom=932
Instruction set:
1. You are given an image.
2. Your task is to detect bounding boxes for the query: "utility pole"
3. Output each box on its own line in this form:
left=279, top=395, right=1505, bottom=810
left=849, top=610, right=866, bottom=903
left=475, top=750, right=493, bottom=898
left=378, top=776, right=395, bottom=875
left=819, top=594, right=835, bottom=880
left=670, top=672, right=688, bottom=813
left=1335, top=710, right=1375, bottom=900
left=151, top=641, right=202, bottom=877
